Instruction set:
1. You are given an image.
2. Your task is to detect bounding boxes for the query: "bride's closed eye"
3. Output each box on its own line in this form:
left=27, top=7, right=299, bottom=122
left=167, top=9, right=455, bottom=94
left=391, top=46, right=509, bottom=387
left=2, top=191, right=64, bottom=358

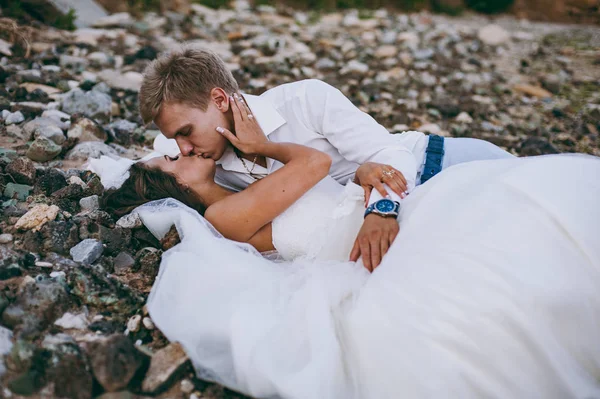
left=164, top=155, right=179, bottom=162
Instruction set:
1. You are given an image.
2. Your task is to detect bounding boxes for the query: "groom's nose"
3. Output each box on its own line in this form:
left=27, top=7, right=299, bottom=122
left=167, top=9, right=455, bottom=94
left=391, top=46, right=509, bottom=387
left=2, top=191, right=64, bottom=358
left=177, top=138, right=194, bottom=156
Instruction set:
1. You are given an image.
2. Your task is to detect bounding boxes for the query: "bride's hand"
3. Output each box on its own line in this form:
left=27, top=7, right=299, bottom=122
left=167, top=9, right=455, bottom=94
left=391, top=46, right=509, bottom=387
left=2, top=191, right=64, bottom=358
left=216, top=93, right=268, bottom=155
left=354, top=162, right=407, bottom=205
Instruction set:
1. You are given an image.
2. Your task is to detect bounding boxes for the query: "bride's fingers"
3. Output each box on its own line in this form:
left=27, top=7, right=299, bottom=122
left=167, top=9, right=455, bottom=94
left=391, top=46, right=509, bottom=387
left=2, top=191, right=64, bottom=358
left=386, top=179, right=407, bottom=199
left=234, top=93, right=249, bottom=119
left=216, top=126, right=239, bottom=146
left=230, top=95, right=245, bottom=122
left=373, top=180, right=389, bottom=199
left=238, top=94, right=253, bottom=118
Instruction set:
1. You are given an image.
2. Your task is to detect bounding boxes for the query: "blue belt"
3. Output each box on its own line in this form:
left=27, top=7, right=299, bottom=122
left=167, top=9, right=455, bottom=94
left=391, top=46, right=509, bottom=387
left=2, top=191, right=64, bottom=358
left=419, top=135, right=445, bottom=184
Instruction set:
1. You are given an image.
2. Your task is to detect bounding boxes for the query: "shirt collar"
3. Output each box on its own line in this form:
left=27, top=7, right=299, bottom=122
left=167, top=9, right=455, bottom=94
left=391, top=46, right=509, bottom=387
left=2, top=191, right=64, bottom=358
left=216, top=93, right=286, bottom=171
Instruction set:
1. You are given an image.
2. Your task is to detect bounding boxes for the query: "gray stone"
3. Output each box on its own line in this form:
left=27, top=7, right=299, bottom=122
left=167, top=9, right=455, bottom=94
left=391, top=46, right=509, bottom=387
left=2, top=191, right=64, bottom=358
left=413, top=48, right=434, bottom=60
left=97, top=70, right=143, bottom=92
left=141, top=342, right=190, bottom=394
left=22, top=117, right=64, bottom=141
left=79, top=195, right=100, bottom=212
left=41, top=109, right=71, bottom=129
left=477, top=24, right=510, bottom=46
left=66, top=141, right=118, bottom=161
left=315, top=58, right=336, bottom=70
left=61, top=89, right=112, bottom=123
left=92, top=82, right=111, bottom=94
left=59, top=55, right=89, bottom=72
left=3, top=183, right=33, bottom=201
left=107, top=119, right=138, bottom=144
left=18, top=0, right=108, bottom=28
left=0, top=326, right=13, bottom=376
left=4, top=111, right=25, bottom=125
left=26, top=136, right=62, bottom=162
left=33, top=124, right=66, bottom=145
left=0, top=234, right=13, bottom=244
left=113, top=252, right=135, bottom=273
left=67, top=116, right=108, bottom=142
left=2, top=278, right=70, bottom=338
left=70, top=238, right=103, bottom=264
left=116, top=213, right=143, bottom=229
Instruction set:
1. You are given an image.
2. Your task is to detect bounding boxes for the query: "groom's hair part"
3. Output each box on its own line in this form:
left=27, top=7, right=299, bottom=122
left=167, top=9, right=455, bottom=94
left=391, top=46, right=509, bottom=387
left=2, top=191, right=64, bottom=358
left=139, top=44, right=239, bottom=124
left=102, top=163, right=206, bottom=217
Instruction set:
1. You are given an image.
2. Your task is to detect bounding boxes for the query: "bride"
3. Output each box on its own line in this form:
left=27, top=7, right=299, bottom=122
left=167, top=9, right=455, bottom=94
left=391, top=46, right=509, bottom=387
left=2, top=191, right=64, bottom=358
left=101, top=99, right=600, bottom=398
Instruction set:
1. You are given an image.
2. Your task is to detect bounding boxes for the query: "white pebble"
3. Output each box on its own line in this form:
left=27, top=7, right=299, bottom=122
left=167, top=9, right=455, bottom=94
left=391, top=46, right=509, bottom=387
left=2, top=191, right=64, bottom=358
left=127, top=314, right=142, bottom=333
left=0, top=234, right=13, bottom=244
left=142, top=317, right=155, bottom=330
left=180, top=379, right=194, bottom=394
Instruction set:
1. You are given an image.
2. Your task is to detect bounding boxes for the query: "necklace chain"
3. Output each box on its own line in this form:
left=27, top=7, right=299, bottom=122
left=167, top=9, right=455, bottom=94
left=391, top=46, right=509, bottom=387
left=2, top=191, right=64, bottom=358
left=239, top=154, right=263, bottom=180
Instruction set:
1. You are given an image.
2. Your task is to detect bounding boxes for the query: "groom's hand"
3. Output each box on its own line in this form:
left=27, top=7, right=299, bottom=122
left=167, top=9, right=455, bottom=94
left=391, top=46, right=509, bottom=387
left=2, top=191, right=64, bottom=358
left=350, top=214, right=399, bottom=272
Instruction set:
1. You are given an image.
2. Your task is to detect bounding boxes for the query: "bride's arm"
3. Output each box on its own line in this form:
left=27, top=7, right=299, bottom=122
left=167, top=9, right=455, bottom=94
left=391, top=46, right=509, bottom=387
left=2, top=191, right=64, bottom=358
left=205, top=140, right=331, bottom=243
left=204, top=96, right=331, bottom=243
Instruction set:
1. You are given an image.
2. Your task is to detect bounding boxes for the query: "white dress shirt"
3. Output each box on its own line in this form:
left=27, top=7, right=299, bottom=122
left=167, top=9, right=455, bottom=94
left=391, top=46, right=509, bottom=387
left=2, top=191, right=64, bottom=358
left=155, top=79, right=428, bottom=205
left=218, top=79, right=429, bottom=205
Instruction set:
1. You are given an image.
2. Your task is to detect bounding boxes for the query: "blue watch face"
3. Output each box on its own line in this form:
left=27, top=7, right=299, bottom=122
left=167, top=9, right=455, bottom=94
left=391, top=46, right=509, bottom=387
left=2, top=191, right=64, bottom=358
left=375, top=199, right=396, bottom=212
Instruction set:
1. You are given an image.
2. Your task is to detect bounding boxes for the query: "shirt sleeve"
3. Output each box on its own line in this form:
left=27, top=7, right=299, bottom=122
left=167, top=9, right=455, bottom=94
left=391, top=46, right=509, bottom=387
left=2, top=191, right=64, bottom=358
left=300, top=79, right=418, bottom=205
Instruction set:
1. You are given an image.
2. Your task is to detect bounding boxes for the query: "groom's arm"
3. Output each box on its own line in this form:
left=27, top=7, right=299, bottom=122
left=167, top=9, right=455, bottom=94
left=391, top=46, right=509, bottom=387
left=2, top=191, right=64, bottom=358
left=299, top=79, right=420, bottom=271
left=299, top=79, right=419, bottom=202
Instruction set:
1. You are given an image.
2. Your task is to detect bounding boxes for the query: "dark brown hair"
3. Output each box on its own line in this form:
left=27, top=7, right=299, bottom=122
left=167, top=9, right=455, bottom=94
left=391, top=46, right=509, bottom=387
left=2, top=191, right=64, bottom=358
left=102, top=163, right=205, bottom=217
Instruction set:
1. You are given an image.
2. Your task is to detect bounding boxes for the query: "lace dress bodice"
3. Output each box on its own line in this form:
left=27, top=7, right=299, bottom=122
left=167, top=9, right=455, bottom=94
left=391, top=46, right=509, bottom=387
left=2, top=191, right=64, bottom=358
left=271, top=176, right=365, bottom=262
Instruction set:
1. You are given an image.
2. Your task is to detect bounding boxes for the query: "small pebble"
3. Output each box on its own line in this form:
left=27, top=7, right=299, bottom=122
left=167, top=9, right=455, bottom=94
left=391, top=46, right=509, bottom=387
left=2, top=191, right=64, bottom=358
left=127, top=314, right=142, bottom=333
left=142, top=317, right=155, bottom=330
left=0, top=234, right=13, bottom=244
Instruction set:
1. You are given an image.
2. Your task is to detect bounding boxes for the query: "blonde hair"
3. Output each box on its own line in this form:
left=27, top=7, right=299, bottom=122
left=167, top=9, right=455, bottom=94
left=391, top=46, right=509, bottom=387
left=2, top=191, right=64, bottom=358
left=139, top=44, right=239, bottom=124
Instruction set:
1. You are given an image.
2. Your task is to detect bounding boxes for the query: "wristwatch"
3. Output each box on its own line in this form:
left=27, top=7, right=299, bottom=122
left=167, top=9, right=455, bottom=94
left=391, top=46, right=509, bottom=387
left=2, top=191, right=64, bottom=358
left=364, top=199, right=400, bottom=219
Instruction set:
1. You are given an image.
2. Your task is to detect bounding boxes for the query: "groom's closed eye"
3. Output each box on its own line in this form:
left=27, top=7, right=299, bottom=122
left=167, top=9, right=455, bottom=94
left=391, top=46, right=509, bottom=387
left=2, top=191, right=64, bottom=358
left=174, top=124, right=192, bottom=138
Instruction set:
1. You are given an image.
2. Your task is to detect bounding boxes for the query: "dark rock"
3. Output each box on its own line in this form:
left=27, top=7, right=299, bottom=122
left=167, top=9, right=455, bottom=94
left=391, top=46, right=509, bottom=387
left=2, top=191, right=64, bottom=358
left=43, top=338, right=94, bottom=399
left=125, top=45, right=159, bottom=65
left=135, top=247, right=162, bottom=279
left=428, top=98, right=461, bottom=118
left=83, top=174, right=105, bottom=197
left=84, top=334, right=147, bottom=392
left=160, top=225, right=181, bottom=251
left=52, top=182, right=85, bottom=200
left=88, top=318, right=120, bottom=334
left=67, top=266, right=143, bottom=314
left=34, top=168, right=68, bottom=196
left=113, top=252, right=135, bottom=274
left=107, top=119, right=139, bottom=145
left=6, top=158, right=36, bottom=185
left=519, top=137, right=560, bottom=156
left=20, top=220, right=80, bottom=255
left=1, top=278, right=70, bottom=338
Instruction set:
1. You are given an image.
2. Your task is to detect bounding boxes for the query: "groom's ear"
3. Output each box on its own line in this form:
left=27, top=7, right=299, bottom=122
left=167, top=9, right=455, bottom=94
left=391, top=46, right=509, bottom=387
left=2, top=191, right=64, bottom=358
left=211, top=88, right=229, bottom=113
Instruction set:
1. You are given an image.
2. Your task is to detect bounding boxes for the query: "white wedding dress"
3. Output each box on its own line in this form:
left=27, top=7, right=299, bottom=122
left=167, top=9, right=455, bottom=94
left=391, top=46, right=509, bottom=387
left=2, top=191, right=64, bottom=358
left=130, top=154, right=600, bottom=399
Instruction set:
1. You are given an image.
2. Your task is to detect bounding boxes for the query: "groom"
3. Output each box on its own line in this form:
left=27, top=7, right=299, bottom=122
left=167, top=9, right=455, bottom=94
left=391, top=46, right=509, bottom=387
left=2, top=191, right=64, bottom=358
left=139, top=44, right=513, bottom=271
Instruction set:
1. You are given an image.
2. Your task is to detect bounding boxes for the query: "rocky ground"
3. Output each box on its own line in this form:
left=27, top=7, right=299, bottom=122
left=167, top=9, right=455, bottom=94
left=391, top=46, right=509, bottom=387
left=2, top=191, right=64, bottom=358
left=0, top=1, right=599, bottom=398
